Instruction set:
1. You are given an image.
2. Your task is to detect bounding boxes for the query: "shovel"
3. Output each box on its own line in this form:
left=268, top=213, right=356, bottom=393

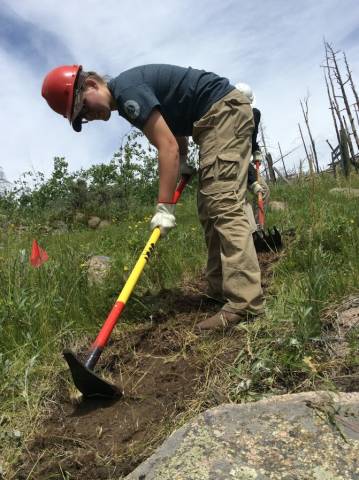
left=64, top=175, right=192, bottom=398
left=252, top=159, right=282, bottom=253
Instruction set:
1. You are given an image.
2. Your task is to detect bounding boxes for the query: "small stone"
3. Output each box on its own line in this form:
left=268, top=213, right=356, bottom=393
left=87, top=255, right=111, bottom=285
left=338, top=307, right=359, bottom=329
left=329, top=187, right=359, bottom=197
left=98, top=220, right=111, bottom=229
left=269, top=201, right=287, bottom=211
left=52, top=220, right=68, bottom=233
left=74, top=212, right=86, bottom=224
left=88, top=216, right=101, bottom=229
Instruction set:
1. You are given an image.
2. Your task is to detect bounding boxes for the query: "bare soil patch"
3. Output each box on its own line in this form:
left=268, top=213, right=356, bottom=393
left=16, top=252, right=280, bottom=480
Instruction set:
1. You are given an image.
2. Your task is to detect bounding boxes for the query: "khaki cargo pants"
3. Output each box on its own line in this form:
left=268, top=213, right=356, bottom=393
left=193, top=89, right=264, bottom=314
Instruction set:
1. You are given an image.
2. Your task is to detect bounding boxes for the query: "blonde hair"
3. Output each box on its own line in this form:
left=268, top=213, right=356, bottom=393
left=83, top=70, right=107, bottom=85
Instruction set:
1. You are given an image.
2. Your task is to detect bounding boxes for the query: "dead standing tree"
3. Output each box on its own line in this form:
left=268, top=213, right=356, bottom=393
left=300, top=95, right=319, bottom=173
left=259, top=123, right=276, bottom=183
left=323, top=42, right=359, bottom=174
left=323, top=57, right=356, bottom=168
left=324, top=71, right=341, bottom=147
left=326, top=42, right=359, bottom=151
left=298, top=122, right=314, bottom=175
left=344, top=53, right=359, bottom=114
left=342, top=115, right=358, bottom=171
left=277, top=142, right=288, bottom=178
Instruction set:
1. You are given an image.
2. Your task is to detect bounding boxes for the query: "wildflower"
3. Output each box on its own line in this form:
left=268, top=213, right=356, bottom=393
left=123, top=266, right=129, bottom=271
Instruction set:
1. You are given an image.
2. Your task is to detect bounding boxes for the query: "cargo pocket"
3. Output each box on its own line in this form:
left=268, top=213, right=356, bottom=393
left=198, top=155, right=216, bottom=192
left=193, top=114, right=217, bottom=157
left=199, top=152, right=241, bottom=194
left=216, top=152, right=240, bottom=182
left=234, top=104, right=254, bottom=139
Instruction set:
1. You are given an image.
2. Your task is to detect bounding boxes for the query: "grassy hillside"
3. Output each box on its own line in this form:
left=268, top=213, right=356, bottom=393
left=1, top=172, right=359, bottom=476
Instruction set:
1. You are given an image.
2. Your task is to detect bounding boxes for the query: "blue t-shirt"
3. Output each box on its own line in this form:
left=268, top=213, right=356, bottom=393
left=107, top=64, right=234, bottom=136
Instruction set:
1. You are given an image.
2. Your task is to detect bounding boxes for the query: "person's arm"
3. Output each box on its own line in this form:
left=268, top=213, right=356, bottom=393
left=175, top=136, right=188, bottom=156
left=143, top=110, right=179, bottom=203
left=175, top=136, right=197, bottom=176
left=247, top=162, right=257, bottom=187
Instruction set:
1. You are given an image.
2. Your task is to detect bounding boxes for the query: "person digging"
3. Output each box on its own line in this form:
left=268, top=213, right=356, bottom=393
left=42, top=64, right=264, bottom=330
left=236, top=83, right=270, bottom=223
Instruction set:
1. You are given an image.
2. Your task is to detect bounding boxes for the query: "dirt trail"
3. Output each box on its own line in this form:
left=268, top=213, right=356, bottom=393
left=16, top=252, right=279, bottom=480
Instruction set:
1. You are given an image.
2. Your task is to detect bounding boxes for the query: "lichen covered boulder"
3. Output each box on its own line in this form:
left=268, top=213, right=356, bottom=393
left=125, top=392, right=359, bottom=480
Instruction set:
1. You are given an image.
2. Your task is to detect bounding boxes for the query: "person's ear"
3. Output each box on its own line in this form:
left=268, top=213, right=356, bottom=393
left=84, top=78, right=99, bottom=90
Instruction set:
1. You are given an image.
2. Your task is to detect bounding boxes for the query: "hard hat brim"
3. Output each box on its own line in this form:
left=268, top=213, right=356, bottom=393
left=70, top=71, right=87, bottom=132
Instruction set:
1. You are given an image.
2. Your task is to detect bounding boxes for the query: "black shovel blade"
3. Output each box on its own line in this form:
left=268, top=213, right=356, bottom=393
left=63, top=350, right=122, bottom=399
left=253, top=227, right=283, bottom=253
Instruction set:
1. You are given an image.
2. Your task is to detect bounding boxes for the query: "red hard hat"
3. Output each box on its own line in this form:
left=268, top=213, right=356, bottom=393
left=41, top=65, right=83, bottom=122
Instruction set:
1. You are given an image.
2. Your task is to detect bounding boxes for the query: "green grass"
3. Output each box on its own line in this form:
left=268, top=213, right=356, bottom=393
left=235, top=172, right=359, bottom=397
left=0, top=184, right=204, bottom=469
left=1, top=173, right=359, bottom=473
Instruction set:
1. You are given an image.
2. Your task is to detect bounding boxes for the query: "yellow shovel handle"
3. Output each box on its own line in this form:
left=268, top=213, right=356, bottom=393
left=117, top=227, right=161, bottom=304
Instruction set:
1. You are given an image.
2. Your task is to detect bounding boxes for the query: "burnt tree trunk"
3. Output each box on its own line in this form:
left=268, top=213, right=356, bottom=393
left=344, top=52, right=359, bottom=111
left=259, top=123, right=275, bottom=183
left=300, top=97, right=319, bottom=173
left=298, top=122, right=314, bottom=174
left=266, top=152, right=277, bottom=183
left=324, top=71, right=341, bottom=146
left=326, top=42, right=359, bottom=150
left=278, top=142, right=288, bottom=178
left=340, top=128, right=351, bottom=177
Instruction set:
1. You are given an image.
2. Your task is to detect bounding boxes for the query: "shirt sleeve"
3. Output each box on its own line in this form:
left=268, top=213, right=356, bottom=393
left=117, top=84, right=161, bottom=129
left=252, top=108, right=261, bottom=153
left=247, top=162, right=257, bottom=186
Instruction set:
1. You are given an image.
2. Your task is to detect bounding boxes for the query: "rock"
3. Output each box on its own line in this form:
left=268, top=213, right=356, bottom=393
left=74, top=212, right=86, bottom=224
left=323, top=295, right=359, bottom=364
left=98, top=220, right=111, bottom=229
left=88, top=216, right=101, bottom=229
left=269, top=201, right=287, bottom=211
left=329, top=188, right=359, bottom=198
left=87, top=255, right=111, bottom=285
left=41, top=225, right=52, bottom=234
left=339, top=306, right=359, bottom=329
left=125, top=391, right=359, bottom=480
left=52, top=220, right=68, bottom=234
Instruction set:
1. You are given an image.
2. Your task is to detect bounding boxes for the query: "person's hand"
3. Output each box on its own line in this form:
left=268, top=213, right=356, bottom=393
left=150, top=203, right=176, bottom=237
left=180, top=155, right=196, bottom=177
left=252, top=150, right=263, bottom=164
left=249, top=181, right=268, bottom=201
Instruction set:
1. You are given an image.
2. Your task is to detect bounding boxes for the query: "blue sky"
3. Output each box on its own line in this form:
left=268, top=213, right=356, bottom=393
left=1, top=0, right=358, bottom=181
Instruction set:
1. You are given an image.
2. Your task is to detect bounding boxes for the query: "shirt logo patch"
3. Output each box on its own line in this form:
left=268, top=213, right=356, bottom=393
left=124, top=100, right=140, bottom=120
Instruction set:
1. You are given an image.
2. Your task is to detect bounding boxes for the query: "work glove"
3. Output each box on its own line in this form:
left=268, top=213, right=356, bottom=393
left=249, top=181, right=268, bottom=201
left=150, top=203, right=176, bottom=237
left=252, top=150, right=263, bottom=164
left=180, top=155, right=196, bottom=177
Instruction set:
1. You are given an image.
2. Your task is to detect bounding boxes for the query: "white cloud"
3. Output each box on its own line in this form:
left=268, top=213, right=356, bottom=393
left=1, top=0, right=359, bottom=180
